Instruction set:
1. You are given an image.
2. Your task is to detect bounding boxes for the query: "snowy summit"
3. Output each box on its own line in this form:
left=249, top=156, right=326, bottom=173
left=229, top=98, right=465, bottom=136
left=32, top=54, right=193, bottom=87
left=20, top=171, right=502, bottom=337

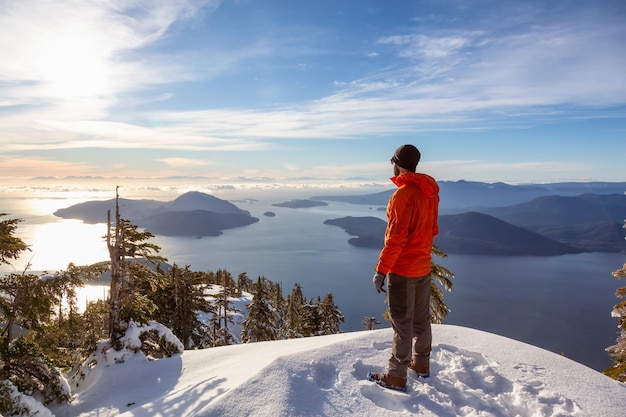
left=47, top=324, right=625, bottom=417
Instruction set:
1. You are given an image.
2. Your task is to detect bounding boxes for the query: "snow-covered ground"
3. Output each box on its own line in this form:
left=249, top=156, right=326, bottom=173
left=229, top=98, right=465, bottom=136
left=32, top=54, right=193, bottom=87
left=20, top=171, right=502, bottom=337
left=45, top=324, right=625, bottom=417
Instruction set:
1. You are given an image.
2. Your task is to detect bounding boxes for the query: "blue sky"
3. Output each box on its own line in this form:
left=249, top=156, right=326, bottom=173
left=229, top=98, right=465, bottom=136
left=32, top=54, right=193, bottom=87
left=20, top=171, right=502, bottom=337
left=1, top=0, right=625, bottom=186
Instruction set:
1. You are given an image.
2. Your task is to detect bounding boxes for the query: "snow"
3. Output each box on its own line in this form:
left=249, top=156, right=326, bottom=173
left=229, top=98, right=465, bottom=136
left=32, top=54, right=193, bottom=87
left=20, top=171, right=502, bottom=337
left=48, top=325, right=626, bottom=417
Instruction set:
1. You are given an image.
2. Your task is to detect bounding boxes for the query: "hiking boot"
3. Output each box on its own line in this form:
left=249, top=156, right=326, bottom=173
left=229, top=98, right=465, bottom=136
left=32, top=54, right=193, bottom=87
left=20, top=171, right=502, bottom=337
left=409, top=359, right=430, bottom=377
left=367, top=372, right=407, bottom=391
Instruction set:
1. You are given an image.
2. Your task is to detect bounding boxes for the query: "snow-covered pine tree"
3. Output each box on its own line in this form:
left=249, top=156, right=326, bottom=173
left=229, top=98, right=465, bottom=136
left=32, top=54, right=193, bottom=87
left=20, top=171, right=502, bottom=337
left=153, top=265, right=216, bottom=349
left=301, top=297, right=324, bottom=337
left=284, top=283, right=305, bottom=338
left=270, top=281, right=286, bottom=336
left=362, top=316, right=381, bottom=330
left=82, top=299, right=109, bottom=352
left=240, top=277, right=279, bottom=343
left=213, top=280, right=240, bottom=346
left=318, top=293, right=344, bottom=335
left=236, top=272, right=253, bottom=296
left=605, top=258, right=626, bottom=383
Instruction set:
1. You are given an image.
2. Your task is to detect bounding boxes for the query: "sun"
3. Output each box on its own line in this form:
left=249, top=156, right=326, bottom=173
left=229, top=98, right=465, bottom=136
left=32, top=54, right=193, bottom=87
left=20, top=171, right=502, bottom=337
left=46, top=45, right=111, bottom=99
left=35, top=25, right=113, bottom=100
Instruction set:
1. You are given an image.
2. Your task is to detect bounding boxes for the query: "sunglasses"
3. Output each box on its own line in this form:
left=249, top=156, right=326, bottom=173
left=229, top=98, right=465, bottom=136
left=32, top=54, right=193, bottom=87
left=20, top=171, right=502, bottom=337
left=390, top=155, right=399, bottom=165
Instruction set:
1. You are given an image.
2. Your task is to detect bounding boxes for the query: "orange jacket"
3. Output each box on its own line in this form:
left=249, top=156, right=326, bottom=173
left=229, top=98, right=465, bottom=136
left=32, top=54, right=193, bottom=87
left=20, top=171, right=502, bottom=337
left=376, top=172, right=439, bottom=277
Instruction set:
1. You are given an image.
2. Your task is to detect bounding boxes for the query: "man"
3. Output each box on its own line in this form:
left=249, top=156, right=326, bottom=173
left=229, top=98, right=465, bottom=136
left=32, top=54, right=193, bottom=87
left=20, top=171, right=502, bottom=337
left=368, top=144, right=440, bottom=391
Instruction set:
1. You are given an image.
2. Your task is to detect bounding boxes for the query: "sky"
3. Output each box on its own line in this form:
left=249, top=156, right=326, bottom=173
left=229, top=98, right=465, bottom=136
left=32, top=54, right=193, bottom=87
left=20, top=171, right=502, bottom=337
left=1, top=0, right=625, bottom=187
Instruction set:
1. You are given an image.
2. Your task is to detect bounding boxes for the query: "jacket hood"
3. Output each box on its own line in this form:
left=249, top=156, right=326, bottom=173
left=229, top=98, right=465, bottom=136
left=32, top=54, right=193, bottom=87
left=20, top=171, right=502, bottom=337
left=390, top=172, right=439, bottom=198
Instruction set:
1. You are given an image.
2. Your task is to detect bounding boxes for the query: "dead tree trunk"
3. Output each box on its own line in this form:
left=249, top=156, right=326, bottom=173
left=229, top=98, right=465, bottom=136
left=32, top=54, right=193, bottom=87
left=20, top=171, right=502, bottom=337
left=107, top=186, right=125, bottom=348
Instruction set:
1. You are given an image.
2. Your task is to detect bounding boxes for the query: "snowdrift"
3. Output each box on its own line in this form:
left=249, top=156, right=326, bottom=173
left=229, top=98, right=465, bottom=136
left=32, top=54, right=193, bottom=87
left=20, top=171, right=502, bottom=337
left=49, top=324, right=626, bottom=417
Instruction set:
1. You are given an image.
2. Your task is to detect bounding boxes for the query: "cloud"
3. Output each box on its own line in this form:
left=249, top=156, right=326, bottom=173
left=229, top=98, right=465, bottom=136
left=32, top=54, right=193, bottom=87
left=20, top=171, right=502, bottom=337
left=0, top=156, right=92, bottom=178
left=0, top=1, right=221, bottom=118
left=377, top=33, right=473, bottom=59
left=0, top=0, right=624, bottom=184
left=157, top=157, right=211, bottom=168
left=423, top=159, right=595, bottom=183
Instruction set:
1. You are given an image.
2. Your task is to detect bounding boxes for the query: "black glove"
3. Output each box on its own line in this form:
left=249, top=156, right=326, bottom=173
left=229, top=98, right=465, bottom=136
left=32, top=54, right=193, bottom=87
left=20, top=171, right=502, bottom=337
left=373, top=272, right=386, bottom=293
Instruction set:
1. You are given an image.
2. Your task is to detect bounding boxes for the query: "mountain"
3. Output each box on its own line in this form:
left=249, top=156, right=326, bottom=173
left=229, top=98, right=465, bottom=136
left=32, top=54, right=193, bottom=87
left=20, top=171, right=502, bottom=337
left=139, top=210, right=259, bottom=237
left=316, top=183, right=626, bottom=254
left=437, top=180, right=554, bottom=210
left=436, top=212, right=584, bottom=256
left=478, top=193, right=626, bottom=253
left=480, top=194, right=626, bottom=226
left=323, top=216, right=386, bottom=248
left=53, top=197, right=165, bottom=224
left=439, top=181, right=626, bottom=211
left=325, top=212, right=584, bottom=255
left=165, top=191, right=250, bottom=215
left=312, top=180, right=626, bottom=211
left=53, top=192, right=258, bottom=237
left=527, top=223, right=625, bottom=253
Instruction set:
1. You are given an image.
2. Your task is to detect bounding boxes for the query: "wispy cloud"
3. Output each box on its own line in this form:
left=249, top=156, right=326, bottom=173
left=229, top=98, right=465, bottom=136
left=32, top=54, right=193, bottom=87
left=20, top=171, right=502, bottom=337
left=423, top=159, right=596, bottom=183
left=0, top=1, right=624, bottom=183
left=0, top=1, right=220, bottom=118
left=0, top=156, right=92, bottom=177
left=157, top=157, right=211, bottom=168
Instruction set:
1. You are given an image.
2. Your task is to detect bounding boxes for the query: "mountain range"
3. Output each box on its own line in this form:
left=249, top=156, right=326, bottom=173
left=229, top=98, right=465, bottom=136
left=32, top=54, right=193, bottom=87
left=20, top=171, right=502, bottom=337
left=312, top=180, right=626, bottom=211
left=319, top=181, right=626, bottom=255
left=54, top=181, right=626, bottom=255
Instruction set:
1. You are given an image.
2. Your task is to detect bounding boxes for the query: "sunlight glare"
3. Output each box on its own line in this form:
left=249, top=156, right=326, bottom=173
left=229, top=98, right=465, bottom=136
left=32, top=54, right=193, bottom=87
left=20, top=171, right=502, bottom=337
left=25, top=220, right=109, bottom=272
left=38, top=30, right=111, bottom=99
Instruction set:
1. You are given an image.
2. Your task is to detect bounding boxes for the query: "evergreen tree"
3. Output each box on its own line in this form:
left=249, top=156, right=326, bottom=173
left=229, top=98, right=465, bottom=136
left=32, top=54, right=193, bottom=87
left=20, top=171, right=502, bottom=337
left=0, top=271, right=81, bottom=409
left=382, top=245, right=455, bottom=325
left=213, top=281, right=240, bottom=346
left=0, top=214, right=29, bottom=267
left=0, top=273, right=52, bottom=340
left=318, top=293, right=344, bottom=335
left=106, top=187, right=166, bottom=348
left=152, top=265, right=215, bottom=349
left=284, top=283, right=305, bottom=338
left=301, top=297, right=323, bottom=337
left=236, top=272, right=253, bottom=296
left=604, top=259, right=626, bottom=383
left=0, top=219, right=91, bottom=410
left=271, top=281, right=286, bottom=337
left=82, top=299, right=109, bottom=353
left=431, top=245, right=455, bottom=324
left=30, top=263, right=108, bottom=367
left=0, top=338, right=71, bottom=406
left=362, top=316, right=380, bottom=330
left=240, top=277, right=278, bottom=343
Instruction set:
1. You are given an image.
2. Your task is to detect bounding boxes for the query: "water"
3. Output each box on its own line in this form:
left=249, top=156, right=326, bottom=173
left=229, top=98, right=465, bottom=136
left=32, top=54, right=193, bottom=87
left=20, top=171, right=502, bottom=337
left=0, top=187, right=623, bottom=372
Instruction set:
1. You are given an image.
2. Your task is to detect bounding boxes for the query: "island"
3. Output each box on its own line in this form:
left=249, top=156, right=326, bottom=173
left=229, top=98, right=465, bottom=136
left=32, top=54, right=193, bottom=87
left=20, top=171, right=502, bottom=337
left=272, top=199, right=328, bottom=209
left=54, top=191, right=259, bottom=238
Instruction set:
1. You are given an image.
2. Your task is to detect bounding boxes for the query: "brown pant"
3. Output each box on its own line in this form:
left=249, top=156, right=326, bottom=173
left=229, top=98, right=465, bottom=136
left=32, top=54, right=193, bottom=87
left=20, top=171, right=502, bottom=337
left=387, top=272, right=432, bottom=377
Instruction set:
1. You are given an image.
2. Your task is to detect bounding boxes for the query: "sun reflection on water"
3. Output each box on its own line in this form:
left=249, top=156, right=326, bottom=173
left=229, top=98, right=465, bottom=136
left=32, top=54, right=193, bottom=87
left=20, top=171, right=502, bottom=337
left=14, top=219, right=109, bottom=273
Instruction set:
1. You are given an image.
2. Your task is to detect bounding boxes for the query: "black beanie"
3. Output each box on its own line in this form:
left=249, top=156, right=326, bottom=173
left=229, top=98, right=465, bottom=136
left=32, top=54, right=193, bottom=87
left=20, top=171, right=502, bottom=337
left=391, top=144, right=421, bottom=172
